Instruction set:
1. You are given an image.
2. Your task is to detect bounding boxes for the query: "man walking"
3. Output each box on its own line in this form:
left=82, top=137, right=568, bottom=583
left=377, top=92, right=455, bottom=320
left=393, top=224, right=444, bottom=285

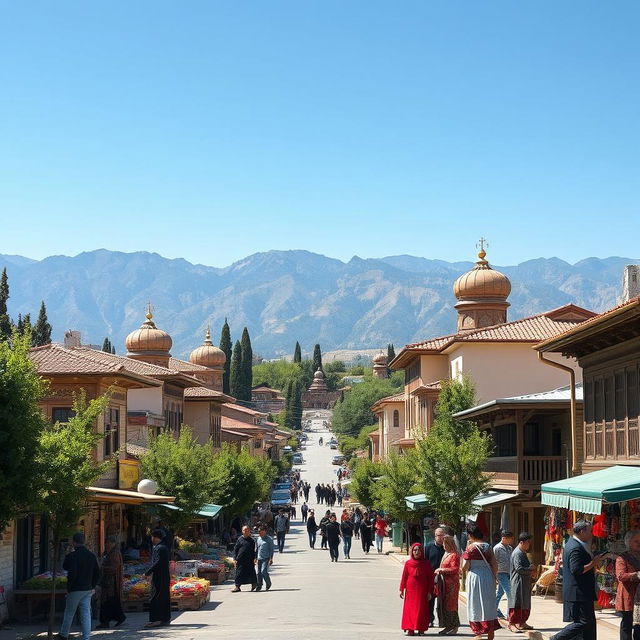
left=494, top=530, right=514, bottom=619
left=425, top=527, right=446, bottom=627
left=326, top=513, right=341, bottom=562
left=232, top=525, right=257, bottom=592
left=58, top=532, right=100, bottom=640
left=301, top=501, right=309, bottom=523
left=550, top=520, right=602, bottom=640
left=508, top=532, right=534, bottom=633
left=274, top=509, right=289, bottom=553
left=340, top=514, right=354, bottom=559
left=255, top=525, right=274, bottom=592
left=144, top=528, right=171, bottom=628
left=315, top=483, right=321, bottom=503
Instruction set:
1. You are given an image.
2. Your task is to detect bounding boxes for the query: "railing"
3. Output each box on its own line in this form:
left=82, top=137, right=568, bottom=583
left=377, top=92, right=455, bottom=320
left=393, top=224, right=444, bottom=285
left=521, top=457, right=566, bottom=485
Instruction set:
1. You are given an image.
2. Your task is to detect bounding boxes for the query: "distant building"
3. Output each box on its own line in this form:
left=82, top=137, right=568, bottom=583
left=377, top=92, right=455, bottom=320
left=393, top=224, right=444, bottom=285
left=302, top=369, right=342, bottom=409
left=372, top=352, right=389, bottom=379
left=251, top=384, right=285, bottom=413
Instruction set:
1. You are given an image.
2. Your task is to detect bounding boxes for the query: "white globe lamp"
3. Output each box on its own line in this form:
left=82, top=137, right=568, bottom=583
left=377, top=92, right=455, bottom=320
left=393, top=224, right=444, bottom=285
left=137, top=478, right=158, bottom=495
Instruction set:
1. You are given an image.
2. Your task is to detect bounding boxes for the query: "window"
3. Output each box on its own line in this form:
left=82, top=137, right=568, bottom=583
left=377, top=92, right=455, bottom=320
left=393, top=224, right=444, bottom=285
left=628, top=369, right=639, bottom=418
left=52, top=407, right=75, bottom=423
left=594, top=379, right=603, bottom=422
left=585, top=379, right=594, bottom=423
left=615, top=372, right=626, bottom=421
left=524, top=422, right=542, bottom=456
left=493, top=424, right=516, bottom=457
left=405, top=361, right=420, bottom=384
left=605, top=375, right=614, bottom=422
left=104, top=408, right=120, bottom=458
left=393, top=410, right=400, bottom=429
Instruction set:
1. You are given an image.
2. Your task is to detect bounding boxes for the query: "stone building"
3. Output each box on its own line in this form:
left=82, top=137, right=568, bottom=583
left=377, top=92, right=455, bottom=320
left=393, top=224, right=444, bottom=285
left=302, top=368, right=342, bottom=409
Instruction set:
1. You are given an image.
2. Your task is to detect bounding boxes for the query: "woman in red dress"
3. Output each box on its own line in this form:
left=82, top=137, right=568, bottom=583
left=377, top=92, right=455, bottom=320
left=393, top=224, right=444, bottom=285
left=400, top=542, right=435, bottom=636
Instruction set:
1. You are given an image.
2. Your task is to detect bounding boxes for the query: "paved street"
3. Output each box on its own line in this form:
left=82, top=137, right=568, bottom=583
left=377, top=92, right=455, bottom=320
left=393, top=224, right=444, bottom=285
left=13, top=412, right=475, bottom=640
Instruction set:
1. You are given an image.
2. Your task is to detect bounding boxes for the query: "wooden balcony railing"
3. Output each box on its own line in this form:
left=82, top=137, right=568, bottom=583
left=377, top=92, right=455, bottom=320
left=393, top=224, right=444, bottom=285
left=485, top=455, right=566, bottom=489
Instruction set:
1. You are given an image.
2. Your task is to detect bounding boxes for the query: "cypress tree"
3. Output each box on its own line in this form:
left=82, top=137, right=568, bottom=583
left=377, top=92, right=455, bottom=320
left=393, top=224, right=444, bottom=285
left=0, top=268, right=11, bottom=342
left=230, top=340, right=242, bottom=399
left=293, top=341, right=302, bottom=363
left=312, top=343, right=323, bottom=373
left=22, top=313, right=32, bottom=339
left=387, top=343, right=396, bottom=372
left=240, top=327, right=253, bottom=402
left=102, top=337, right=112, bottom=353
left=16, top=314, right=24, bottom=335
left=291, top=379, right=303, bottom=429
left=219, top=319, right=232, bottom=395
left=111, top=344, right=116, bottom=354
left=283, top=379, right=294, bottom=429
left=32, top=301, right=52, bottom=347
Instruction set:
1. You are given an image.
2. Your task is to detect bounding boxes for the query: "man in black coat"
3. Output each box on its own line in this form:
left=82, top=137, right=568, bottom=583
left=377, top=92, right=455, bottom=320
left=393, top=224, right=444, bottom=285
left=551, top=520, right=602, bottom=640
left=424, top=527, right=446, bottom=628
left=326, top=513, right=341, bottom=562
left=144, top=529, right=171, bottom=628
left=232, top=525, right=258, bottom=592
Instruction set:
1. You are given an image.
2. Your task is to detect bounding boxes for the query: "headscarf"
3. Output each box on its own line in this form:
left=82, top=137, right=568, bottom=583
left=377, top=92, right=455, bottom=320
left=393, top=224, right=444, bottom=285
left=406, top=542, right=429, bottom=577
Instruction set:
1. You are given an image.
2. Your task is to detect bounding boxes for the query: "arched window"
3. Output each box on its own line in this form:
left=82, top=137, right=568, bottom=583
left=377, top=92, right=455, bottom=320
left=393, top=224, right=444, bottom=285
left=393, top=410, right=399, bottom=428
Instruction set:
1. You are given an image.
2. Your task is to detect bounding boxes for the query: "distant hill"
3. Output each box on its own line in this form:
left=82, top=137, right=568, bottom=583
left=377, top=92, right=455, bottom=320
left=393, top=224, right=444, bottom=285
left=0, top=249, right=635, bottom=359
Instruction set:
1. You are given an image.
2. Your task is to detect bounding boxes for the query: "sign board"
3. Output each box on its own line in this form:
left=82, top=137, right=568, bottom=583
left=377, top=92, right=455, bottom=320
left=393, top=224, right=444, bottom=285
left=118, top=459, right=141, bottom=490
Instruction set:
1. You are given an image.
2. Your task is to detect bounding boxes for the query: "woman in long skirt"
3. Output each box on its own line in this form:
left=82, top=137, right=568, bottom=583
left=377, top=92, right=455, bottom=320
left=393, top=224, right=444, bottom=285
left=435, top=534, right=461, bottom=635
left=97, top=535, right=126, bottom=629
left=400, top=543, right=435, bottom=636
left=462, top=526, right=500, bottom=640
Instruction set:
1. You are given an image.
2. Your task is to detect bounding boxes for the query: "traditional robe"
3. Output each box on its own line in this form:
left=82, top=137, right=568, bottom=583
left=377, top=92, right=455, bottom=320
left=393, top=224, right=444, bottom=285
left=146, top=543, right=171, bottom=624
left=400, top=543, right=435, bottom=633
left=508, top=546, right=532, bottom=625
left=233, top=535, right=257, bottom=586
left=99, top=546, right=125, bottom=626
left=436, top=551, right=461, bottom=629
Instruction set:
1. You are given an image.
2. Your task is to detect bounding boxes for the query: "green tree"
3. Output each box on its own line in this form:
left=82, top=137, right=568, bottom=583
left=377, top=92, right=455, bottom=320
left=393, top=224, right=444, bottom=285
left=230, top=340, right=242, bottom=399
left=331, top=374, right=403, bottom=437
left=350, top=458, right=383, bottom=508
left=293, top=341, right=302, bottom=363
left=32, top=301, right=52, bottom=346
left=240, top=327, right=253, bottom=402
left=387, top=343, right=396, bottom=363
left=34, top=391, right=113, bottom=639
left=0, top=268, right=11, bottom=342
left=219, top=319, right=232, bottom=394
left=0, top=333, right=47, bottom=532
left=312, top=343, right=323, bottom=373
left=141, top=426, right=215, bottom=531
left=414, top=377, right=492, bottom=529
left=290, top=379, right=303, bottom=430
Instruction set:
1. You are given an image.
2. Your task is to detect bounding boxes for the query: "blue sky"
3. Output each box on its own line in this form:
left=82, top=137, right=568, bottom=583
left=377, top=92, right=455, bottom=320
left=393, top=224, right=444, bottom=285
left=0, top=1, right=638, bottom=267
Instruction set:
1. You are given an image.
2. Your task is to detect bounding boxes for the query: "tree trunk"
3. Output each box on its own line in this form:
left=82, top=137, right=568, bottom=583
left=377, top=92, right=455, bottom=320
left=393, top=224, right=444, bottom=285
left=47, top=531, right=59, bottom=640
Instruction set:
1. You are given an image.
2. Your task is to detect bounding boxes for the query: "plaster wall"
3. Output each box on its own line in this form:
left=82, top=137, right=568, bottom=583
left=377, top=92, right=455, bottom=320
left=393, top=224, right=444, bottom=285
left=128, top=387, right=163, bottom=414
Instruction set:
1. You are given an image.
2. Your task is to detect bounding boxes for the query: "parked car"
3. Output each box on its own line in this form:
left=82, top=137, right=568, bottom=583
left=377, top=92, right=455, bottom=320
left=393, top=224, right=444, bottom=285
left=282, top=445, right=293, bottom=453
left=292, top=454, right=303, bottom=464
left=329, top=442, right=338, bottom=450
left=332, top=455, right=345, bottom=465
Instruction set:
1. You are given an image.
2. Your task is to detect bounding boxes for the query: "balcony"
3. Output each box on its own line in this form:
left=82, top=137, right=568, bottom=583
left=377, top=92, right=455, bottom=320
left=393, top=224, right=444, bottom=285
left=485, top=456, right=567, bottom=491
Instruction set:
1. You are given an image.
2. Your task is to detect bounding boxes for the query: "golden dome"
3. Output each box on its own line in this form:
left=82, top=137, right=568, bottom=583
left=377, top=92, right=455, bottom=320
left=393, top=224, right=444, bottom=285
left=190, top=328, right=226, bottom=368
left=125, top=310, right=172, bottom=354
left=453, top=249, right=511, bottom=301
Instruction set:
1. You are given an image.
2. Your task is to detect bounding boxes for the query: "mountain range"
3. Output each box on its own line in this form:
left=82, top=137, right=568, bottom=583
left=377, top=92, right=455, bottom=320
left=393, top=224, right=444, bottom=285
left=0, top=249, right=636, bottom=359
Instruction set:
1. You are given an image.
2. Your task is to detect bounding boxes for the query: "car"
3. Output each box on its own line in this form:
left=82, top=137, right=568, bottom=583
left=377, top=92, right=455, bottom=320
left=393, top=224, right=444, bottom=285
left=282, top=445, right=293, bottom=453
left=329, top=442, right=338, bottom=449
left=292, top=454, right=303, bottom=464
left=332, top=455, right=345, bottom=465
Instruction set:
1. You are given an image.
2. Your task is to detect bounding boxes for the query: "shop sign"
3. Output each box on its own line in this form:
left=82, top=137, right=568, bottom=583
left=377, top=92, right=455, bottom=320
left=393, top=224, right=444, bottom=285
left=118, top=459, right=140, bottom=490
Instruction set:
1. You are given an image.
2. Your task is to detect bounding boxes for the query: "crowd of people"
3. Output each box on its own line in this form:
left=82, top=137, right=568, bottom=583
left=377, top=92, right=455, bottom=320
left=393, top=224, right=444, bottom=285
left=315, top=482, right=348, bottom=507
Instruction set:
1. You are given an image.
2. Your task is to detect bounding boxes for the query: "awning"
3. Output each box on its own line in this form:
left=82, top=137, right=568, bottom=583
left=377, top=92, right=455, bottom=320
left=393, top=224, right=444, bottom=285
left=541, top=465, right=640, bottom=515
left=87, top=486, right=175, bottom=505
left=160, top=503, right=223, bottom=519
left=404, top=490, right=519, bottom=512
left=405, top=494, right=427, bottom=510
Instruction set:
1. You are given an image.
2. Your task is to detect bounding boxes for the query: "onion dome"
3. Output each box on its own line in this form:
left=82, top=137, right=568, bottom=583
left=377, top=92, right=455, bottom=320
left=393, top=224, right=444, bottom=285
left=125, top=309, right=172, bottom=355
left=190, top=328, right=226, bottom=368
left=313, top=369, right=325, bottom=380
left=373, top=352, right=388, bottom=365
left=453, top=248, right=511, bottom=301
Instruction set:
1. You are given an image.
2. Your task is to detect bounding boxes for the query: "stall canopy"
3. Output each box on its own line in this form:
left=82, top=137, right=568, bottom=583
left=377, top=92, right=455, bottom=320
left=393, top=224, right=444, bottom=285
left=405, top=491, right=519, bottom=512
left=541, top=465, right=640, bottom=515
left=160, top=503, right=223, bottom=519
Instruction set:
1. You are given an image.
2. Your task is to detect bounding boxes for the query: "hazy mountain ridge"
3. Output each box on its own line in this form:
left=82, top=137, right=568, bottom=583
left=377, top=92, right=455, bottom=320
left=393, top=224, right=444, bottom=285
left=1, top=249, right=635, bottom=359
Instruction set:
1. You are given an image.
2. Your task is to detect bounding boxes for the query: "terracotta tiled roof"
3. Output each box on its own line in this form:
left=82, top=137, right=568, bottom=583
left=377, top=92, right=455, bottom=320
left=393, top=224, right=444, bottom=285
left=252, top=384, right=282, bottom=394
left=222, top=403, right=266, bottom=417
left=368, top=429, right=380, bottom=439
left=390, top=437, right=416, bottom=447
left=221, top=417, right=266, bottom=432
left=77, top=348, right=178, bottom=376
left=410, top=382, right=442, bottom=394
left=29, top=344, right=161, bottom=385
left=222, top=427, right=251, bottom=439
left=168, top=357, right=212, bottom=372
left=371, top=392, right=405, bottom=412
left=184, top=387, right=233, bottom=402
left=537, top=296, right=640, bottom=352
left=397, top=305, right=596, bottom=360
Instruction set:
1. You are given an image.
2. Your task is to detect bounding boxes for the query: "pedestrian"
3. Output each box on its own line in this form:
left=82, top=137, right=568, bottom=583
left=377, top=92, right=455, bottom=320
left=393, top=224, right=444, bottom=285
left=374, top=515, right=387, bottom=554
left=290, top=504, right=297, bottom=519
left=144, top=529, right=171, bottom=628
left=96, top=535, right=126, bottom=629
left=360, top=512, right=373, bottom=554
left=461, top=525, right=500, bottom=640
left=307, top=510, right=319, bottom=548
left=315, top=483, right=321, bottom=503
left=340, top=516, right=354, bottom=559
left=354, top=508, right=362, bottom=540
left=274, top=509, right=289, bottom=553
left=255, top=525, right=274, bottom=592
left=232, top=525, right=258, bottom=592
left=508, top=532, right=534, bottom=633
left=615, top=529, right=640, bottom=640
left=58, top=532, right=100, bottom=640
left=326, top=513, right=341, bottom=562
left=304, top=482, right=310, bottom=502
left=425, top=527, right=446, bottom=627
left=493, top=530, right=514, bottom=619
left=320, top=510, right=331, bottom=549
left=550, top=520, right=603, bottom=640
left=301, top=501, right=309, bottom=523
left=399, top=542, right=435, bottom=636
left=434, top=534, right=461, bottom=635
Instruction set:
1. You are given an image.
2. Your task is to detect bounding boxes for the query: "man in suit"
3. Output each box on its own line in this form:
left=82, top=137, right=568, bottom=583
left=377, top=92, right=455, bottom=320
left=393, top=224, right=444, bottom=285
left=551, top=520, right=603, bottom=640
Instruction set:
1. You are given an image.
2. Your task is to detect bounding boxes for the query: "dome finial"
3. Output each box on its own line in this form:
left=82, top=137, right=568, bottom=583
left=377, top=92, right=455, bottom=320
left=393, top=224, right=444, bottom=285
left=204, top=325, right=212, bottom=345
left=476, top=236, right=488, bottom=262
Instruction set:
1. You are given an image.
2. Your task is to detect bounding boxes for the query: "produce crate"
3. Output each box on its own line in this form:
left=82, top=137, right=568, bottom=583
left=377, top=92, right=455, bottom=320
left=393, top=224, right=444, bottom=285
left=198, top=568, right=225, bottom=584
left=122, top=592, right=209, bottom=613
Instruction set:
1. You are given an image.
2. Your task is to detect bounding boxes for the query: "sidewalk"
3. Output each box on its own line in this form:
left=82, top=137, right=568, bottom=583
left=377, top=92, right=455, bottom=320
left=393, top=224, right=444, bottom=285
left=388, top=550, right=621, bottom=640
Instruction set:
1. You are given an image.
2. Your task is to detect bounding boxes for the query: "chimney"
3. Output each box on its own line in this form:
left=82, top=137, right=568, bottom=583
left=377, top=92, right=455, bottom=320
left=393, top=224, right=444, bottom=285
left=64, top=330, right=82, bottom=348
left=622, top=265, right=640, bottom=303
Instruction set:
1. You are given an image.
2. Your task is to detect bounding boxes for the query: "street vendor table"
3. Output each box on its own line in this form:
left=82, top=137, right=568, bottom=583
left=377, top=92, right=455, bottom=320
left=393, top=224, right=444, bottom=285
left=14, top=589, right=67, bottom=623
